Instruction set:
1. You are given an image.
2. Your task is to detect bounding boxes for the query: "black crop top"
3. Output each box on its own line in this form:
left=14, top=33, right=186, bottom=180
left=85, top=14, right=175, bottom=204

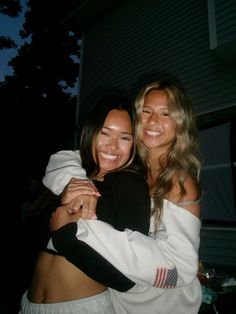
left=51, top=170, right=150, bottom=292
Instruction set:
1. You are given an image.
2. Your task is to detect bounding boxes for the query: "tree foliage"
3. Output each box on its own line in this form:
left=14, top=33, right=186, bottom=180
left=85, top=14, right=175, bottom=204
left=0, top=0, right=22, bottom=48
left=1, top=0, right=81, bottom=201
left=0, top=35, right=17, bottom=49
left=1, top=2, right=83, bottom=308
left=0, top=0, right=22, bottom=17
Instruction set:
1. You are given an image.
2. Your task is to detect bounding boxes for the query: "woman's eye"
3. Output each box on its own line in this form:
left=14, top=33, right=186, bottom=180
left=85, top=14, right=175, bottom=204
left=121, top=136, right=132, bottom=141
left=142, top=108, right=151, bottom=114
left=161, top=111, right=169, bottom=117
left=101, top=130, right=109, bottom=136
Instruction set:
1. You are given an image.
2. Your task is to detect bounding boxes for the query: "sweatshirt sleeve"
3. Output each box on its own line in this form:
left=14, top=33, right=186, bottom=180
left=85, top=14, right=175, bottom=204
left=51, top=171, right=150, bottom=291
left=42, top=150, right=88, bottom=195
left=51, top=223, right=135, bottom=291
left=65, top=200, right=200, bottom=288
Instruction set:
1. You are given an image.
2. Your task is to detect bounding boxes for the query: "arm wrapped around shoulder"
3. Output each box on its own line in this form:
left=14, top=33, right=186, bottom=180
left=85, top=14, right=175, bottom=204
left=43, top=150, right=87, bottom=195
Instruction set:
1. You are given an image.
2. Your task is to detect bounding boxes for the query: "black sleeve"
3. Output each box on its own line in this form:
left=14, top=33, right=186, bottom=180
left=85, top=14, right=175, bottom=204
left=100, top=171, right=150, bottom=233
left=52, top=170, right=150, bottom=291
left=52, top=223, right=134, bottom=291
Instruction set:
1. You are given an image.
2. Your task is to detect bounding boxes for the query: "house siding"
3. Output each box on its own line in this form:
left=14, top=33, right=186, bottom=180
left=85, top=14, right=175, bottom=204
left=215, top=0, right=236, bottom=46
left=77, top=0, right=236, bottom=127
left=199, top=223, right=236, bottom=270
left=73, top=0, right=236, bottom=270
left=70, top=0, right=236, bottom=273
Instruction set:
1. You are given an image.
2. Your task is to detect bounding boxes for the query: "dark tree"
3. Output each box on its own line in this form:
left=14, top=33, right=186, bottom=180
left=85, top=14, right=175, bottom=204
left=0, top=35, right=17, bottom=49
left=1, top=0, right=81, bottom=181
left=0, top=0, right=22, bottom=48
left=0, top=2, right=81, bottom=311
left=0, top=0, right=21, bottom=17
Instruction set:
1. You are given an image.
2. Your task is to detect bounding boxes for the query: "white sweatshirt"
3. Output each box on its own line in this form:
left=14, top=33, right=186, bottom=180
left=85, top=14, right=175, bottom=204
left=43, top=150, right=202, bottom=314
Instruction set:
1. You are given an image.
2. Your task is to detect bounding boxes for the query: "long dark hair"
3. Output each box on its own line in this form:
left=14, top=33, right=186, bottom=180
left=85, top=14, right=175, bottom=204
left=80, top=95, right=147, bottom=178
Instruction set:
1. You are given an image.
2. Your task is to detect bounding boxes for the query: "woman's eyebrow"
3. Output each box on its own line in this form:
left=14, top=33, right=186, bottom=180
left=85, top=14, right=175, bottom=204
left=103, top=126, right=133, bottom=135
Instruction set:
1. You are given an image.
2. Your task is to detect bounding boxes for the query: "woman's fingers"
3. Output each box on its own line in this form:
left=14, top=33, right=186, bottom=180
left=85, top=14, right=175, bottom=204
left=62, top=188, right=97, bottom=204
left=59, top=179, right=99, bottom=220
left=68, top=194, right=98, bottom=219
left=67, top=178, right=98, bottom=191
left=61, top=178, right=100, bottom=204
left=50, top=205, right=83, bottom=231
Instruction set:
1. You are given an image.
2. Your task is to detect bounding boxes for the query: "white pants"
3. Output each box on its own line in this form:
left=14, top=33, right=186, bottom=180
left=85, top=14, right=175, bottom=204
left=19, top=290, right=116, bottom=314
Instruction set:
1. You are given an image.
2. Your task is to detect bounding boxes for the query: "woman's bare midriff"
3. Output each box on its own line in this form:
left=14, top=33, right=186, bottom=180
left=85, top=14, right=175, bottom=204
left=27, top=251, right=107, bottom=303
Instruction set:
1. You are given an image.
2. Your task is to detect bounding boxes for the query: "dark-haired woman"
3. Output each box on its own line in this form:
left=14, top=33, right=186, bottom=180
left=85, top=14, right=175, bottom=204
left=19, top=95, right=150, bottom=314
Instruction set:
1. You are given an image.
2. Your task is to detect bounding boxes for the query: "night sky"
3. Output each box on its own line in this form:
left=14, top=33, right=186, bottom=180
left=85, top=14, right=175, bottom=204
left=0, top=0, right=26, bottom=81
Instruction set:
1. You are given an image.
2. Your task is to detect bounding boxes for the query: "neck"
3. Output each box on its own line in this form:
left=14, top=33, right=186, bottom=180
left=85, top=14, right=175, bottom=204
left=147, top=172, right=157, bottom=196
left=92, top=171, right=105, bottom=181
left=147, top=156, right=160, bottom=173
left=147, top=153, right=160, bottom=195
left=148, top=145, right=169, bottom=171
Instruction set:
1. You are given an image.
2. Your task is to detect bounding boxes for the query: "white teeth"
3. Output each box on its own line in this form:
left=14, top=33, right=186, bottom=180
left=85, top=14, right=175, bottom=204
left=100, top=152, right=117, bottom=160
left=146, top=130, right=161, bottom=136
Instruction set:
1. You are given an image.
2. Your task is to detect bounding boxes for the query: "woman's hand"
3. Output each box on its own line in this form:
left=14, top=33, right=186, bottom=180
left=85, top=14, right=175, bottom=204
left=61, top=178, right=100, bottom=219
left=50, top=205, right=82, bottom=231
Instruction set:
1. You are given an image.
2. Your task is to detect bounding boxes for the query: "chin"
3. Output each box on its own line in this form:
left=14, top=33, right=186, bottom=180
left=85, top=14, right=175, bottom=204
left=143, top=140, right=159, bottom=148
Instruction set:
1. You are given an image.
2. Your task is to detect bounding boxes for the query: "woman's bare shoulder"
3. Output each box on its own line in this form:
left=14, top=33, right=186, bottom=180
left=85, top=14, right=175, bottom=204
left=168, top=176, right=200, bottom=218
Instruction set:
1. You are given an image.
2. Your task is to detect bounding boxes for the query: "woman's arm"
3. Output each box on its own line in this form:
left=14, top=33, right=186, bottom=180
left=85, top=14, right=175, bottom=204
left=53, top=200, right=200, bottom=289
left=43, top=150, right=99, bottom=217
left=51, top=221, right=135, bottom=291
left=51, top=171, right=150, bottom=291
left=45, top=151, right=200, bottom=289
left=43, top=150, right=87, bottom=195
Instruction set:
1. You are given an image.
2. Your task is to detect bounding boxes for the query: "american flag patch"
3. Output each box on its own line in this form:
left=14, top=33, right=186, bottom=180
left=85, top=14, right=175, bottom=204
left=154, top=267, right=177, bottom=288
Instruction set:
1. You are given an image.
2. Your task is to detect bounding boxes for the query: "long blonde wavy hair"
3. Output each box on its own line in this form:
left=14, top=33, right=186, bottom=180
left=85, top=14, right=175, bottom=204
left=134, top=80, right=201, bottom=227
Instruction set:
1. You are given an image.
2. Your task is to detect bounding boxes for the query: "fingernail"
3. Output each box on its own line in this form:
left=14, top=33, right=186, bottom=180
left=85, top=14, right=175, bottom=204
left=92, top=191, right=101, bottom=197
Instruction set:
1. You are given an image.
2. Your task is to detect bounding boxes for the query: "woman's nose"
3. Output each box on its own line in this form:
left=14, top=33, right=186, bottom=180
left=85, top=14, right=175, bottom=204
left=148, top=113, right=160, bottom=124
left=106, top=137, right=119, bottom=149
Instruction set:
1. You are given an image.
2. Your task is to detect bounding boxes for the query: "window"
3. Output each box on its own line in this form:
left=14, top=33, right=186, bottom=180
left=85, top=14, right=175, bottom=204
left=199, top=121, right=236, bottom=222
